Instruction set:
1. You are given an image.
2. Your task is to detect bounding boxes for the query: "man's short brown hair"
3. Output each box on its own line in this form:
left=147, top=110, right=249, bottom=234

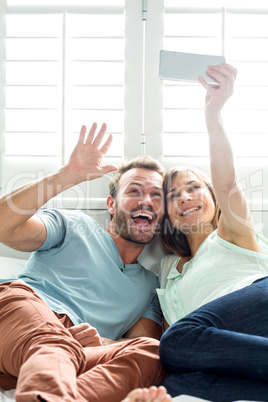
left=109, top=155, right=165, bottom=199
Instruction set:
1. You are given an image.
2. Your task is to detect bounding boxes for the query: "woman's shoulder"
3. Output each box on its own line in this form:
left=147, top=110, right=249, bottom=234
left=159, top=254, right=180, bottom=286
left=161, top=253, right=180, bottom=266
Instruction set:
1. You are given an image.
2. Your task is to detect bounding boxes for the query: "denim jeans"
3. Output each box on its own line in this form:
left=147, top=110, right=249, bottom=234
left=160, top=276, right=268, bottom=402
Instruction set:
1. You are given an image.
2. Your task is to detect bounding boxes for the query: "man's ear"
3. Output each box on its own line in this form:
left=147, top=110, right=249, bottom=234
left=106, top=195, right=115, bottom=216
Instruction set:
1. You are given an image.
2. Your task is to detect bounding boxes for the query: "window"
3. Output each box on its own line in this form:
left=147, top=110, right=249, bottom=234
left=5, top=12, right=125, bottom=158
left=162, top=1, right=268, bottom=210
left=1, top=0, right=268, bottom=211
left=162, top=3, right=268, bottom=161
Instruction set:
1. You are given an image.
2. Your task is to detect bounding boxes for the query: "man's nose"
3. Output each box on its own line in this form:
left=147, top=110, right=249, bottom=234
left=138, top=193, right=153, bottom=206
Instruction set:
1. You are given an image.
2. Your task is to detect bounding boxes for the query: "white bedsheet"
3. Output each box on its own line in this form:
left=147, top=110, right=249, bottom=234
left=0, top=390, right=209, bottom=402
left=0, top=390, right=259, bottom=402
left=0, top=389, right=15, bottom=402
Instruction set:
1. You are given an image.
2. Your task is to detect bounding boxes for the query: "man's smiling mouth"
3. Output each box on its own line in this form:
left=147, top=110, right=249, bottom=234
left=131, top=211, right=155, bottom=226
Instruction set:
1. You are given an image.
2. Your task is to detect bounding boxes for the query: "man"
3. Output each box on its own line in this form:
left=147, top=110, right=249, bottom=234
left=0, top=122, right=166, bottom=401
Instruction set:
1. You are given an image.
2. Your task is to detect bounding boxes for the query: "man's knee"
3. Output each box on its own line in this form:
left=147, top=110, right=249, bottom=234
left=118, top=337, right=166, bottom=386
left=118, top=337, right=160, bottom=358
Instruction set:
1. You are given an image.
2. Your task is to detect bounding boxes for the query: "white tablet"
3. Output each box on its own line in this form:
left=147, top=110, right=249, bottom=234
left=159, top=50, right=226, bottom=85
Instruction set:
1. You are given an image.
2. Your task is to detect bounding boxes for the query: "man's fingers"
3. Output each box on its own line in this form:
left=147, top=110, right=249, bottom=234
left=77, top=125, right=87, bottom=144
left=69, top=323, right=103, bottom=347
left=90, top=123, right=107, bottom=147
left=101, top=164, right=118, bottom=175
left=78, top=334, right=102, bottom=347
left=68, top=323, right=97, bottom=337
left=99, top=132, right=113, bottom=155
left=83, top=122, right=97, bottom=144
left=77, top=122, right=111, bottom=153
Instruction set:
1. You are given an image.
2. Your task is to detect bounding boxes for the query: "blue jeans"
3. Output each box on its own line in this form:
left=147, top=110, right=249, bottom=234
left=160, top=276, right=268, bottom=402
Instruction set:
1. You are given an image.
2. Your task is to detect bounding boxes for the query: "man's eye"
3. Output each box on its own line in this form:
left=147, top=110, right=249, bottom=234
left=129, top=189, right=140, bottom=195
left=153, top=192, right=163, bottom=199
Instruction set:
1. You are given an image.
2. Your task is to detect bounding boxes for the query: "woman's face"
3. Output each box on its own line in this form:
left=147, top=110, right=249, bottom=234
left=165, top=171, right=216, bottom=235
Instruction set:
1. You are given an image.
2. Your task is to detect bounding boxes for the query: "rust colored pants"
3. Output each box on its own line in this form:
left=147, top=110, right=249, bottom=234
left=0, top=281, right=166, bottom=402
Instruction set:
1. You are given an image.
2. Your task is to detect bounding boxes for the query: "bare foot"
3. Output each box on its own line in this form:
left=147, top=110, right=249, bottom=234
left=121, top=385, right=172, bottom=402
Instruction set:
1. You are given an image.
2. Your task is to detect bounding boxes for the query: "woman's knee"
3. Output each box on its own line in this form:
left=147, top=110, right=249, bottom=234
left=159, top=321, right=186, bottom=370
left=160, top=319, right=192, bottom=350
left=159, top=318, right=208, bottom=371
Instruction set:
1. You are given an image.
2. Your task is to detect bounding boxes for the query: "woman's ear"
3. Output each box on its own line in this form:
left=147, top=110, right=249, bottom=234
left=106, top=195, right=115, bottom=216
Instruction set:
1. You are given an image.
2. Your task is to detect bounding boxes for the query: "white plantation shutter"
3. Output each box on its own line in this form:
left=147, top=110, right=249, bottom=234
left=1, top=0, right=268, bottom=207
left=64, top=12, right=125, bottom=162
left=5, top=11, right=125, bottom=159
left=7, top=1, right=125, bottom=4
left=162, top=3, right=268, bottom=167
left=162, top=8, right=222, bottom=162
left=5, top=13, right=63, bottom=158
left=2, top=1, right=126, bottom=205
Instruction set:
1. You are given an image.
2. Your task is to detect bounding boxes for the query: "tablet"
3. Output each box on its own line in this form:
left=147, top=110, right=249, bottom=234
left=159, top=50, right=226, bottom=85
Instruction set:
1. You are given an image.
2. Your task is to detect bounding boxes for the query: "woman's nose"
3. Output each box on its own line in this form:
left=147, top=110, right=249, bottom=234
left=179, top=191, right=191, bottom=204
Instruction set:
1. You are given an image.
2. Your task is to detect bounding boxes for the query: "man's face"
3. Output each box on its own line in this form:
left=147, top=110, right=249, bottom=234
left=111, top=168, right=164, bottom=244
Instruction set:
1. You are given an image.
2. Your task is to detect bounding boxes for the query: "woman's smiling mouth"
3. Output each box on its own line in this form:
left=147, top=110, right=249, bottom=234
left=181, top=206, right=202, bottom=216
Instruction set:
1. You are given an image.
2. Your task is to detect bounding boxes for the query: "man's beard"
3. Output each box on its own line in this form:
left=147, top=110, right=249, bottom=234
left=113, top=207, right=160, bottom=244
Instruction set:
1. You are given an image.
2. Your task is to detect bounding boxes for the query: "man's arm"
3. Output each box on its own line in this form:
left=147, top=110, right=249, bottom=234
left=0, top=123, right=117, bottom=252
left=69, top=318, right=163, bottom=348
left=122, top=289, right=163, bottom=340
left=100, top=318, right=163, bottom=345
left=123, top=317, right=163, bottom=340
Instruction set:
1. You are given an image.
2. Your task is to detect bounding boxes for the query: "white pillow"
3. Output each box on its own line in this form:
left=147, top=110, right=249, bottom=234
left=0, top=256, right=27, bottom=279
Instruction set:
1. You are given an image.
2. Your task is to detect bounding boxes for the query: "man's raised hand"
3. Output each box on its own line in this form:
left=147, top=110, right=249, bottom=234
left=65, top=122, right=118, bottom=184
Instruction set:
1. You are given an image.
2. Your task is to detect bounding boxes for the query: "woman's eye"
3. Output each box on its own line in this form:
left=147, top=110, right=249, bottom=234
left=189, top=185, right=201, bottom=192
left=167, top=193, right=179, bottom=201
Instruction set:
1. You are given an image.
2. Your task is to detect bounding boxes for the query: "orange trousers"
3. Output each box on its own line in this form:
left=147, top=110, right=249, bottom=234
left=0, top=281, right=166, bottom=402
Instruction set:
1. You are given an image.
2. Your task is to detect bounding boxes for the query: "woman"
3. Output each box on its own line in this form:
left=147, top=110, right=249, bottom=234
left=156, top=64, right=268, bottom=401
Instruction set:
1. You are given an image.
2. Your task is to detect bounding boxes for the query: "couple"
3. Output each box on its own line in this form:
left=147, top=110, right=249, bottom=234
left=0, top=63, right=268, bottom=402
